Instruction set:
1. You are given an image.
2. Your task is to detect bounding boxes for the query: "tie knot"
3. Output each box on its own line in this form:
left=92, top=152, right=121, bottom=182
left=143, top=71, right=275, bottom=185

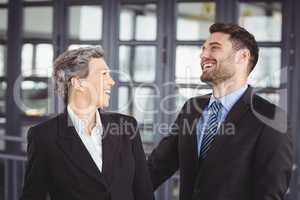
left=209, top=101, right=222, bottom=115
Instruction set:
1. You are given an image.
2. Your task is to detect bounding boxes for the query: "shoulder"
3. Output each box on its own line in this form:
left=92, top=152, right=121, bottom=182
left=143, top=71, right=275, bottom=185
left=250, top=94, right=287, bottom=134
left=27, top=113, right=62, bottom=141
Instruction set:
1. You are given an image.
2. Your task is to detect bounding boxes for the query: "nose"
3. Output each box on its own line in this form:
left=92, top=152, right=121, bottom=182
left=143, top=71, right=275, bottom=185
left=200, top=48, right=209, bottom=60
left=109, top=76, right=115, bottom=86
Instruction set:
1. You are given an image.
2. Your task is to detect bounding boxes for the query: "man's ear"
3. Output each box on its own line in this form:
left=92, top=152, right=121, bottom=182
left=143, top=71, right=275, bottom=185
left=70, top=77, right=83, bottom=90
left=236, top=49, right=251, bottom=67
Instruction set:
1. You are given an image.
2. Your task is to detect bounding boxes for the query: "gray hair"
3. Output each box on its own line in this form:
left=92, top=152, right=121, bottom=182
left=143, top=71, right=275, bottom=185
left=53, top=46, right=104, bottom=104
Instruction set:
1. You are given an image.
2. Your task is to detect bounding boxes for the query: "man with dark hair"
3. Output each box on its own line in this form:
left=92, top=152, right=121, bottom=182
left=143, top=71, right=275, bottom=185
left=148, top=23, right=293, bottom=200
left=20, top=47, right=154, bottom=200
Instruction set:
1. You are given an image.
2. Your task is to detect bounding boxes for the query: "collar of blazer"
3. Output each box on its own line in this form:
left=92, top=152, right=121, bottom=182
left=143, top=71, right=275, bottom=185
left=56, top=109, right=121, bottom=189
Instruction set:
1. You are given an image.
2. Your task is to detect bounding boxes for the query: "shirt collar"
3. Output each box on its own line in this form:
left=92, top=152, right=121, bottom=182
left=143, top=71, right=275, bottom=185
left=208, top=84, right=248, bottom=112
left=67, top=105, right=102, bottom=135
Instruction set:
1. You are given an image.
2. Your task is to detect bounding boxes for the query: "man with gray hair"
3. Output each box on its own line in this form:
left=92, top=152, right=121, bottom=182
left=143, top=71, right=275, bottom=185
left=20, top=47, right=154, bottom=200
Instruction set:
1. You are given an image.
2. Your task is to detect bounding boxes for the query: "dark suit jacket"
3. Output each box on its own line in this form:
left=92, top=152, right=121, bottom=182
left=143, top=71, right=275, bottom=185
left=20, top=110, right=154, bottom=200
left=148, top=87, right=293, bottom=200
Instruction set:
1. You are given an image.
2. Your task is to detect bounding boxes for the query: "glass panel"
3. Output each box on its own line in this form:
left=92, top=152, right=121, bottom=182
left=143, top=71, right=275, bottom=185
left=23, top=7, right=53, bottom=39
left=0, top=81, right=6, bottom=113
left=0, top=0, right=8, bottom=3
left=22, top=44, right=53, bottom=77
left=69, top=6, right=102, bottom=40
left=0, top=128, right=5, bottom=151
left=21, top=80, right=49, bottom=116
left=118, top=86, right=130, bottom=114
left=0, top=9, right=7, bottom=38
left=0, top=45, right=6, bottom=76
left=176, top=88, right=211, bottom=111
left=68, top=44, right=93, bottom=50
left=140, top=129, right=154, bottom=144
left=35, top=44, right=53, bottom=77
left=177, top=2, right=215, bottom=41
left=257, top=92, right=279, bottom=106
left=248, top=48, right=281, bottom=88
left=119, top=45, right=156, bottom=82
left=239, top=3, right=282, bottom=41
left=22, top=44, right=33, bottom=77
left=176, top=46, right=202, bottom=84
left=120, top=4, right=157, bottom=41
left=133, top=87, right=154, bottom=123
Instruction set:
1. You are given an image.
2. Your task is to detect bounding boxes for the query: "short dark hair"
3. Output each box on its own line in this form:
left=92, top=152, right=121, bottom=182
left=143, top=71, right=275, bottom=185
left=53, top=46, right=104, bottom=104
left=209, top=23, right=259, bottom=72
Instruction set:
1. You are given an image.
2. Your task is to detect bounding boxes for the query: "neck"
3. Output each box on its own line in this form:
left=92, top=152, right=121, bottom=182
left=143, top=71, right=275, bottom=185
left=212, top=78, right=247, bottom=98
left=68, top=100, right=98, bottom=135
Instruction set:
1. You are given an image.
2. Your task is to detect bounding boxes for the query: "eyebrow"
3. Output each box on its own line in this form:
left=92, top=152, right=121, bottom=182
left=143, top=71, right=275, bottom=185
left=202, top=42, right=222, bottom=50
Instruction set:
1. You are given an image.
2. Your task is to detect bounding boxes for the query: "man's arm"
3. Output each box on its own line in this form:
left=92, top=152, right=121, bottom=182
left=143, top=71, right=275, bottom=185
left=147, top=100, right=189, bottom=190
left=253, top=125, right=293, bottom=200
left=20, top=127, right=48, bottom=200
left=131, top=118, right=154, bottom=200
left=147, top=134, right=179, bottom=190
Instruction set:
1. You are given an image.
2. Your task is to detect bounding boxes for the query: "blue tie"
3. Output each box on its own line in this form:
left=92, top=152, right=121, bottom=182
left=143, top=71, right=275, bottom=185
left=199, top=101, right=222, bottom=158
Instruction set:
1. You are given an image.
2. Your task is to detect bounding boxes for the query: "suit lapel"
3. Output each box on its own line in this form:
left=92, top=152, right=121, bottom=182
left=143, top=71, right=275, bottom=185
left=100, top=112, right=121, bottom=185
left=56, top=111, right=108, bottom=187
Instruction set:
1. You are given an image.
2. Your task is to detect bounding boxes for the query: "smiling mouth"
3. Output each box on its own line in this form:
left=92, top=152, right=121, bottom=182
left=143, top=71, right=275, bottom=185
left=104, top=90, right=111, bottom=95
left=201, top=62, right=215, bottom=71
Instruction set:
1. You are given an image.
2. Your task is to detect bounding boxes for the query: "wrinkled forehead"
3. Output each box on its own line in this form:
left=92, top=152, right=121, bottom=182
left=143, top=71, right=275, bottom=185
left=88, top=58, right=109, bottom=72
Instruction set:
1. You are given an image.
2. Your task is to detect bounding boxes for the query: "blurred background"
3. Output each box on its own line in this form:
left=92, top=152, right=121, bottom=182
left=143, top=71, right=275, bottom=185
left=0, top=0, right=299, bottom=199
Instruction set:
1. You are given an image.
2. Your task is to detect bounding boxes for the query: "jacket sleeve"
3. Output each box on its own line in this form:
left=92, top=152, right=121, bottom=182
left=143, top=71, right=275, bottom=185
left=132, top=118, right=155, bottom=200
left=253, top=125, right=293, bottom=200
left=20, top=127, right=48, bottom=200
left=147, top=101, right=189, bottom=190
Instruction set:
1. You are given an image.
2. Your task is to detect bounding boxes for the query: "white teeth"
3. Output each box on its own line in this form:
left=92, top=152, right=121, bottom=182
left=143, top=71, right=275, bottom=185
left=203, top=63, right=214, bottom=69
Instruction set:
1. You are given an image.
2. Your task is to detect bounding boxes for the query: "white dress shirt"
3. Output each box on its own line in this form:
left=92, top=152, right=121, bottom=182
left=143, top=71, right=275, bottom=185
left=67, top=105, right=103, bottom=172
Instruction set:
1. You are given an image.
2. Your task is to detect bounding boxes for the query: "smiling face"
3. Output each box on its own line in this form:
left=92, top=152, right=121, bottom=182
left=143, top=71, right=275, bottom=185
left=70, top=57, right=115, bottom=110
left=85, top=58, right=115, bottom=109
left=200, top=32, right=244, bottom=85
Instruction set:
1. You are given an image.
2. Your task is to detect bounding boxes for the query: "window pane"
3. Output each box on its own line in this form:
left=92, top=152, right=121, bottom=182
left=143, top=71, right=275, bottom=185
left=0, top=0, right=7, bottom=4
left=176, top=88, right=211, bottom=111
left=69, top=6, right=102, bottom=40
left=119, top=45, right=156, bottom=82
left=257, top=92, right=279, bottom=106
left=36, top=44, right=53, bottom=77
left=23, top=7, right=53, bottom=39
left=21, top=80, right=49, bottom=116
left=133, top=87, right=155, bottom=123
left=22, top=44, right=53, bottom=77
left=118, top=86, right=130, bottom=114
left=0, top=81, right=6, bottom=113
left=22, top=44, right=33, bottom=76
left=239, top=3, right=282, bottom=41
left=0, top=45, right=6, bottom=76
left=176, top=46, right=202, bottom=84
left=248, top=48, right=281, bottom=88
left=177, top=2, right=215, bottom=41
left=120, top=4, right=157, bottom=41
left=0, top=9, right=7, bottom=39
left=68, top=44, right=94, bottom=50
left=140, top=129, right=154, bottom=144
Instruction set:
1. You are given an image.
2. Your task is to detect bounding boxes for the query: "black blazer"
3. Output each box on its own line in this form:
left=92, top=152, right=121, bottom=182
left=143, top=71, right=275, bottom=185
left=148, top=87, right=293, bottom=200
left=20, top=110, right=154, bottom=200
